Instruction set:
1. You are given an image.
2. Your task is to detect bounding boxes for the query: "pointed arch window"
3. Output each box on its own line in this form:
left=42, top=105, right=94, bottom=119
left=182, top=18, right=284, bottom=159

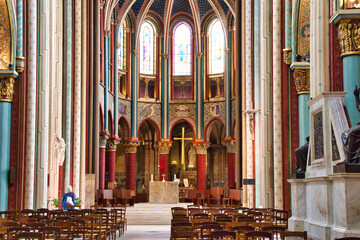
left=117, top=20, right=129, bottom=97
left=209, top=19, right=225, bottom=74
left=173, top=23, right=192, bottom=76
left=140, top=21, right=156, bottom=75
left=118, top=24, right=126, bottom=70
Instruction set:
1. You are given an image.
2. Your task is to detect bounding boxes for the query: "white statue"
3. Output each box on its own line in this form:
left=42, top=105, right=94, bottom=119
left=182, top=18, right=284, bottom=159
left=54, top=134, right=66, bottom=166
left=188, top=147, right=196, bottom=169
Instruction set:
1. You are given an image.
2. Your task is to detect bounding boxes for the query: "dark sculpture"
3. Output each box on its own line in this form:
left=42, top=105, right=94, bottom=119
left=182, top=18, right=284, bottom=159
left=295, top=137, right=309, bottom=173
left=340, top=85, right=360, bottom=164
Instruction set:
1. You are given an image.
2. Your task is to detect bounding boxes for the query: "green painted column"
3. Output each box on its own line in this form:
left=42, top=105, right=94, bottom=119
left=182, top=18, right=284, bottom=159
left=343, top=55, right=360, bottom=127
left=298, top=94, right=310, bottom=145
left=0, top=76, right=16, bottom=211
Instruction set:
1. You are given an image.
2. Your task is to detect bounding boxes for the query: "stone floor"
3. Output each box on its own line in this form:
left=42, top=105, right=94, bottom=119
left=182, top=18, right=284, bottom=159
left=119, top=225, right=170, bottom=239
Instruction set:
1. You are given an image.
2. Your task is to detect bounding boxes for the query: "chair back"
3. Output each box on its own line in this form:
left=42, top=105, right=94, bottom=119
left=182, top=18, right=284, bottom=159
left=15, top=232, right=43, bottom=240
left=210, top=230, right=236, bottom=239
left=245, top=231, right=273, bottom=240
left=280, top=231, right=307, bottom=240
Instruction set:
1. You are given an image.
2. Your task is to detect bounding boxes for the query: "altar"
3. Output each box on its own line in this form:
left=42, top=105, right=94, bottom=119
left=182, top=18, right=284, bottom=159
left=149, top=181, right=179, bottom=204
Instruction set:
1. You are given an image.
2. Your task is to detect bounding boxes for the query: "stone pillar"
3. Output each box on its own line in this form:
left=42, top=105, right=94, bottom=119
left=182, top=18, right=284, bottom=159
left=193, top=142, right=209, bottom=192
left=337, top=19, right=360, bottom=126
left=24, top=0, right=38, bottom=209
left=124, top=141, right=140, bottom=191
left=99, top=133, right=109, bottom=189
left=287, top=179, right=306, bottom=231
left=0, top=75, right=16, bottom=211
left=158, top=141, right=172, bottom=181
left=293, top=69, right=311, bottom=145
left=273, top=0, right=284, bottom=210
left=106, top=138, right=119, bottom=189
left=224, top=140, right=236, bottom=189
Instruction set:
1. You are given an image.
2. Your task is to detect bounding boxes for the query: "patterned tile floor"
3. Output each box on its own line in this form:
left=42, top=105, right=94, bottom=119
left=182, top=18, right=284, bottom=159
left=119, top=225, right=171, bottom=240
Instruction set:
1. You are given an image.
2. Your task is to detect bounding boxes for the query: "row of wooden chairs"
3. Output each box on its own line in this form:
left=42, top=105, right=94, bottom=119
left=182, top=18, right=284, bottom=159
left=0, top=207, right=127, bottom=240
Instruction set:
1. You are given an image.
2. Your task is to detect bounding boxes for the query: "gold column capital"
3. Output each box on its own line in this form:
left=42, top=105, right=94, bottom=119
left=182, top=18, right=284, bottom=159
left=123, top=140, right=141, bottom=154
left=337, top=19, right=360, bottom=57
left=293, top=68, right=310, bottom=95
left=99, top=131, right=110, bottom=148
left=0, top=77, right=15, bottom=102
left=283, top=48, right=292, bottom=65
left=158, top=141, right=172, bottom=155
left=193, top=141, right=210, bottom=155
left=16, top=56, right=25, bottom=73
left=106, top=137, right=120, bottom=151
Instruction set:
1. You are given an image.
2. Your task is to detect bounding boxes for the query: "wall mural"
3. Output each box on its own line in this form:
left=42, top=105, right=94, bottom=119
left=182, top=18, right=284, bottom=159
left=138, top=102, right=161, bottom=127
left=297, top=0, right=310, bottom=58
left=118, top=99, right=131, bottom=129
left=204, top=101, right=225, bottom=129
left=0, top=0, right=11, bottom=69
left=169, top=103, right=196, bottom=123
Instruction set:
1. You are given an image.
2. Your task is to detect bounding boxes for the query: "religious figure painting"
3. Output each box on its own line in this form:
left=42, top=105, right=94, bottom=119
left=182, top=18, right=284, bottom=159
left=0, top=0, right=11, bottom=70
left=210, top=103, right=221, bottom=117
left=119, top=101, right=127, bottom=115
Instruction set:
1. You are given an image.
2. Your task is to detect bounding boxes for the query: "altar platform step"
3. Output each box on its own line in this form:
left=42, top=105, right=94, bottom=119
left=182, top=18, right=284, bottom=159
left=126, top=203, right=191, bottom=225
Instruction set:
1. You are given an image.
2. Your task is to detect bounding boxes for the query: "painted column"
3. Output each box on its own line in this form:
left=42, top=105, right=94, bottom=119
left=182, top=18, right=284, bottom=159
left=64, top=0, right=73, bottom=190
left=158, top=141, right=172, bottom=181
left=161, top=53, right=170, bottom=139
left=106, top=138, right=119, bottom=189
left=131, top=33, right=139, bottom=138
left=0, top=75, right=16, bottom=212
left=337, top=20, right=360, bottom=126
left=193, top=142, right=209, bottom=192
left=104, top=31, right=110, bottom=131
left=99, top=133, right=108, bottom=189
left=293, top=69, right=310, bottom=145
left=224, top=141, right=236, bottom=189
left=114, top=26, right=119, bottom=136
left=273, top=0, right=284, bottom=210
left=245, top=0, right=254, bottom=208
left=224, top=48, right=231, bottom=138
left=195, top=50, right=204, bottom=139
left=16, top=0, right=25, bottom=72
left=73, top=0, right=82, bottom=198
left=260, top=0, right=274, bottom=208
left=24, top=0, right=38, bottom=209
left=124, top=141, right=140, bottom=191
left=36, top=0, right=50, bottom=209
left=80, top=0, right=87, bottom=208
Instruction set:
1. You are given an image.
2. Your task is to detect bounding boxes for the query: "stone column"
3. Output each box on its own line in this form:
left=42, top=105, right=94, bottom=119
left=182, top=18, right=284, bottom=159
left=99, top=133, right=109, bottom=189
left=24, top=0, right=38, bottom=209
left=224, top=140, right=236, bottom=189
left=293, top=69, right=310, bottom=145
left=124, top=141, right=140, bottom=191
left=0, top=75, right=16, bottom=212
left=273, top=0, right=284, bottom=210
left=106, top=138, right=119, bottom=189
left=193, top=142, right=209, bottom=192
left=158, top=141, right=172, bottom=181
left=337, top=19, right=360, bottom=126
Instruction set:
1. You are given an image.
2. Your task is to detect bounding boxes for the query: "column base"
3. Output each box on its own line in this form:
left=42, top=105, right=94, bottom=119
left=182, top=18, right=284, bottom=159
left=108, top=182, right=116, bottom=189
left=288, top=217, right=305, bottom=231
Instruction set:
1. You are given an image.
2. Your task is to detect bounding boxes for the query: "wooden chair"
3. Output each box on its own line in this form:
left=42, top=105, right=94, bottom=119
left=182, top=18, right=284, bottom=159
left=54, top=221, right=74, bottom=239
left=20, top=210, right=36, bottom=217
left=261, top=226, right=286, bottom=239
left=38, top=227, right=61, bottom=240
left=280, top=231, right=307, bottom=240
left=274, top=210, right=290, bottom=228
left=72, top=219, right=86, bottom=240
left=171, top=226, right=196, bottom=240
left=201, top=224, right=223, bottom=240
left=172, top=207, right=188, bottom=216
left=232, top=226, right=255, bottom=239
left=26, top=222, right=46, bottom=230
left=210, top=230, right=236, bottom=240
left=245, top=231, right=273, bottom=240
left=172, top=222, right=192, bottom=227
left=7, top=227, right=30, bottom=240
left=15, top=232, right=43, bottom=240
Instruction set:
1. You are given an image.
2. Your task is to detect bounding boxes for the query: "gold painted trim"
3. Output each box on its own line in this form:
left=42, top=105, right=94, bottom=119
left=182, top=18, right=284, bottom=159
left=341, top=50, right=360, bottom=57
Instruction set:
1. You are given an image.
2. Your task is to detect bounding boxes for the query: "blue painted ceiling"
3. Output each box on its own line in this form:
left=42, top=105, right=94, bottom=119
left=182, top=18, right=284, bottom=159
left=171, top=0, right=193, bottom=17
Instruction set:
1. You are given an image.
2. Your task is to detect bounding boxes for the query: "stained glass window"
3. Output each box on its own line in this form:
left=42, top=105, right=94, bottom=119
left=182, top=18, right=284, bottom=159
left=209, top=19, right=225, bottom=74
left=118, top=24, right=125, bottom=70
left=140, top=21, right=155, bottom=75
left=173, top=23, right=192, bottom=76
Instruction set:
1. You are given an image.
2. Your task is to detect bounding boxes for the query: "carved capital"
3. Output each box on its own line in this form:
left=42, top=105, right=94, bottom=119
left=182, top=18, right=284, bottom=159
left=133, top=50, right=139, bottom=56
left=104, top=30, right=111, bottom=37
left=224, top=139, right=236, bottom=153
left=196, top=52, right=202, bottom=58
left=337, top=20, right=360, bottom=57
left=106, top=137, right=120, bottom=151
left=124, top=140, right=141, bottom=154
left=99, top=131, right=110, bottom=148
left=162, top=53, right=169, bottom=59
left=193, top=142, right=210, bottom=155
left=158, top=141, right=172, bottom=155
left=16, top=56, right=25, bottom=73
left=283, top=48, right=292, bottom=65
left=0, top=77, right=15, bottom=102
left=293, top=69, right=310, bottom=95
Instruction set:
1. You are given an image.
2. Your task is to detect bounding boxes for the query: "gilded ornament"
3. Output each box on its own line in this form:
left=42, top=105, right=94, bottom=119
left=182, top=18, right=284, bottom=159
left=283, top=48, right=292, bottom=65
left=0, top=0, right=11, bottom=70
left=106, top=138, right=119, bottom=151
left=99, top=132, right=109, bottom=148
left=193, top=142, right=209, bottom=155
left=123, top=141, right=140, bottom=154
left=16, top=56, right=25, bottom=73
left=158, top=142, right=172, bottom=155
left=0, top=77, right=14, bottom=102
left=293, top=69, right=310, bottom=95
left=338, top=20, right=353, bottom=54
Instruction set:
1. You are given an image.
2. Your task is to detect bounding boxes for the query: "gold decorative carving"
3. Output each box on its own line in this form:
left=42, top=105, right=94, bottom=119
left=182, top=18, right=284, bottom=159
left=0, top=77, right=14, bottom=102
left=283, top=48, right=292, bottom=65
left=193, top=142, right=209, bottom=155
left=123, top=141, right=141, bottom=154
left=99, top=132, right=110, bottom=148
left=158, top=141, right=172, bottom=155
left=0, top=0, right=11, bottom=70
left=224, top=139, right=236, bottom=153
left=338, top=20, right=360, bottom=57
left=106, top=138, right=120, bottom=151
left=345, top=0, right=360, bottom=9
left=162, top=53, right=169, bottom=59
left=293, top=69, right=310, bottom=95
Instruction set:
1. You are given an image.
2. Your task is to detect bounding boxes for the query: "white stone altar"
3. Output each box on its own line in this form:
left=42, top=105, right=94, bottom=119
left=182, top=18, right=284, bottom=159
left=149, top=181, right=179, bottom=204
left=288, top=93, right=360, bottom=239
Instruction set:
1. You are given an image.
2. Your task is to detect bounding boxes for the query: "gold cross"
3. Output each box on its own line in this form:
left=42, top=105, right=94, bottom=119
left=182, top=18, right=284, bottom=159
left=174, top=127, right=193, bottom=170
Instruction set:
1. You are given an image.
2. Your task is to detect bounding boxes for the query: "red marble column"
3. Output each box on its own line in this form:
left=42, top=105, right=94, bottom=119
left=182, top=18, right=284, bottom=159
left=124, top=141, right=140, bottom=191
left=99, top=134, right=109, bottom=189
left=194, top=143, right=209, bottom=192
left=227, top=152, right=236, bottom=189
left=106, top=148, right=116, bottom=186
left=58, top=165, right=63, bottom=198
left=158, top=142, right=172, bottom=181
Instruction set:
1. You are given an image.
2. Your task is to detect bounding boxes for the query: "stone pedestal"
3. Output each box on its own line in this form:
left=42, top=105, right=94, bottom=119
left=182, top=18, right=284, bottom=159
left=149, top=181, right=179, bottom=204
left=287, top=178, right=306, bottom=231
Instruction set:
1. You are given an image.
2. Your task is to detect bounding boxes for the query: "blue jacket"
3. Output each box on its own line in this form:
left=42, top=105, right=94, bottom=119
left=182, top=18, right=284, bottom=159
left=61, top=192, right=75, bottom=211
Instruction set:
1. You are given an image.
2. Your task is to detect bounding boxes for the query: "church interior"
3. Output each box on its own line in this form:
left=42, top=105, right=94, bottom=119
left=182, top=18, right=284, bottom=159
left=0, top=0, right=360, bottom=239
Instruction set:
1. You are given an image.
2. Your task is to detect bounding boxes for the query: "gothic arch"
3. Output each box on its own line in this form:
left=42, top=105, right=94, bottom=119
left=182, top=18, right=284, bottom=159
left=170, top=118, right=196, bottom=139
left=138, top=118, right=161, bottom=142
left=118, top=116, right=130, bottom=140
left=205, top=118, right=225, bottom=142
